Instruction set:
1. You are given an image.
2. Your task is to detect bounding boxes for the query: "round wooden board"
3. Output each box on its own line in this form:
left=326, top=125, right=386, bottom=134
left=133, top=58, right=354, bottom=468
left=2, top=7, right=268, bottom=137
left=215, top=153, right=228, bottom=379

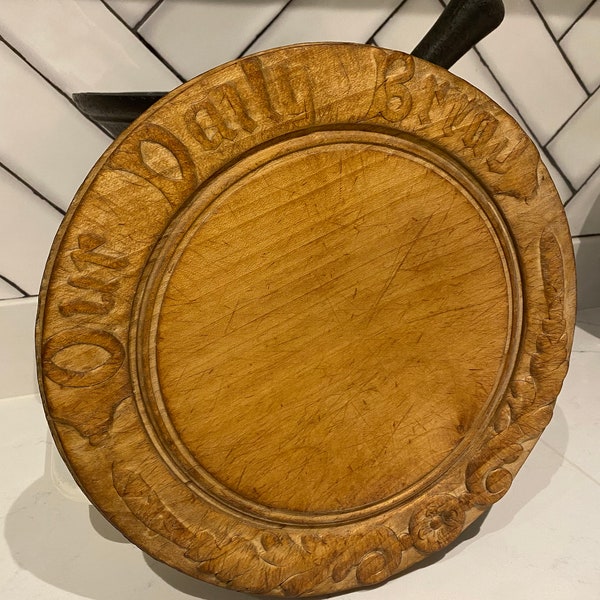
left=37, top=43, right=576, bottom=596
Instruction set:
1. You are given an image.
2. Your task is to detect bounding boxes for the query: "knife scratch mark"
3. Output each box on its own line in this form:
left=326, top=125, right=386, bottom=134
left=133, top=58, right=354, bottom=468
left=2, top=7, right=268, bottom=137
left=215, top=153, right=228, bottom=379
left=366, top=214, right=433, bottom=325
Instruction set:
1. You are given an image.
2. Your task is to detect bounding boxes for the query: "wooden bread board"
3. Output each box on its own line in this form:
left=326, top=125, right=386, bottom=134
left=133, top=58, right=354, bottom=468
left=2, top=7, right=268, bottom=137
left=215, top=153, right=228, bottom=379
left=36, top=43, right=576, bottom=596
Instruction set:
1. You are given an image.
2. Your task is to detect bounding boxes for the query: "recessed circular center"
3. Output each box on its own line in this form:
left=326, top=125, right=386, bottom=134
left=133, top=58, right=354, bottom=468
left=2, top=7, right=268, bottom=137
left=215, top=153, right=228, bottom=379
left=149, top=136, right=513, bottom=518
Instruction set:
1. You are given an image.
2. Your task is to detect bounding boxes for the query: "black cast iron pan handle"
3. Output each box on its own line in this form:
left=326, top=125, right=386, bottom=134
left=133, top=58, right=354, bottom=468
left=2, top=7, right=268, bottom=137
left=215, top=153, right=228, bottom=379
left=74, top=0, right=504, bottom=138
left=412, top=0, right=504, bottom=69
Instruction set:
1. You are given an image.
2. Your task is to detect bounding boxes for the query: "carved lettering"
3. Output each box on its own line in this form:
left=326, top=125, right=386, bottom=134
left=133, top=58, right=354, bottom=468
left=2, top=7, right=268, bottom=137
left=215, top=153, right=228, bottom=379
left=186, top=56, right=313, bottom=151
left=443, top=101, right=502, bottom=159
left=43, top=328, right=125, bottom=387
left=108, top=123, right=198, bottom=205
left=269, top=62, right=314, bottom=120
left=462, top=111, right=499, bottom=155
left=414, top=73, right=531, bottom=180
left=416, top=75, right=482, bottom=139
left=240, top=56, right=281, bottom=123
left=369, top=53, right=415, bottom=122
left=59, top=234, right=127, bottom=318
left=486, top=136, right=529, bottom=174
left=140, top=140, right=185, bottom=180
left=441, top=95, right=473, bottom=136
left=220, top=83, right=258, bottom=133
left=185, top=100, right=235, bottom=150
left=70, top=233, right=128, bottom=271
left=416, top=75, right=450, bottom=126
left=417, top=79, right=490, bottom=146
left=59, top=293, right=115, bottom=317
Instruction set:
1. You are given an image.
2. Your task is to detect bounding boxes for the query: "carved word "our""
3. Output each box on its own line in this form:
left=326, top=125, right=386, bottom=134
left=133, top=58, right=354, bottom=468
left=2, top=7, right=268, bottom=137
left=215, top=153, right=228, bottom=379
left=43, top=233, right=128, bottom=388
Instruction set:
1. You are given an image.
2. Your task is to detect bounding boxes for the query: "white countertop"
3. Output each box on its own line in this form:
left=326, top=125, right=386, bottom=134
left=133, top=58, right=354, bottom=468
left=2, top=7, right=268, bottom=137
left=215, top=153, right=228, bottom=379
left=1, top=309, right=599, bottom=599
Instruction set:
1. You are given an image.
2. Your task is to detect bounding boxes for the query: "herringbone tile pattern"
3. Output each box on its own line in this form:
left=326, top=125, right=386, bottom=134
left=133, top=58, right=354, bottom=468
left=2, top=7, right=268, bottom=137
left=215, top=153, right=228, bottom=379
left=1, top=0, right=598, bottom=305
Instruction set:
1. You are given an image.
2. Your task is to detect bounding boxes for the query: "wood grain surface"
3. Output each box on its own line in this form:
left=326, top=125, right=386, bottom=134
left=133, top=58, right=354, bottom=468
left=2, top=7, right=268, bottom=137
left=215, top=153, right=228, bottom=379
left=36, top=43, right=576, bottom=596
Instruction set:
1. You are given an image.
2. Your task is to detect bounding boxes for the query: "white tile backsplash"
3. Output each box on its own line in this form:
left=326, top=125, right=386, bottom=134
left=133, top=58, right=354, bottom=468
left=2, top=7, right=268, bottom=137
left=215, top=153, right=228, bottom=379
left=548, top=88, right=600, bottom=188
left=104, top=0, right=159, bottom=28
left=566, top=167, right=600, bottom=236
left=0, top=0, right=181, bottom=93
left=375, top=0, right=443, bottom=54
left=245, top=0, right=400, bottom=54
left=139, top=0, right=289, bottom=80
left=0, top=277, right=23, bottom=300
left=475, top=0, right=588, bottom=145
left=0, top=0, right=598, bottom=309
left=560, top=2, right=600, bottom=93
left=532, top=0, right=592, bottom=39
left=0, top=168, right=62, bottom=295
left=0, top=41, right=110, bottom=211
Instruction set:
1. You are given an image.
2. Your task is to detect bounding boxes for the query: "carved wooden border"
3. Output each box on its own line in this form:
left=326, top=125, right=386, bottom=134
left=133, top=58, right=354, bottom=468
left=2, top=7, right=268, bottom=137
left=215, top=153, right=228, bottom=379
left=37, top=44, right=576, bottom=596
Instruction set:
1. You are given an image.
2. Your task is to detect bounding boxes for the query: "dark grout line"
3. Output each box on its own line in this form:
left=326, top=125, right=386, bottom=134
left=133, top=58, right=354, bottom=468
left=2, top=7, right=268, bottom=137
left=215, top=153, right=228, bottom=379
left=0, top=162, right=66, bottom=216
left=134, top=0, right=166, bottom=31
left=0, top=274, right=30, bottom=297
left=0, top=35, right=112, bottom=138
left=573, top=233, right=600, bottom=239
left=529, top=0, right=591, bottom=96
left=237, top=0, right=294, bottom=58
left=544, top=150, right=576, bottom=201
left=99, top=0, right=186, bottom=83
left=563, top=162, right=600, bottom=209
left=557, top=0, right=596, bottom=42
left=544, top=93, right=591, bottom=148
left=368, top=0, right=579, bottom=199
left=364, top=0, right=409, bottom=45
left=470, top=45, right=577, bottom=196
